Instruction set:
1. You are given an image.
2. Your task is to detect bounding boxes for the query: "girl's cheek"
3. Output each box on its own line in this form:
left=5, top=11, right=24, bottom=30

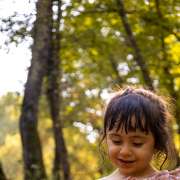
left=109, top=145, right=120, bottom=155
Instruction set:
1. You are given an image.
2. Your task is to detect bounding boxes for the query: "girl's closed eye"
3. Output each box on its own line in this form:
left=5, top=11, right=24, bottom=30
left=112, top=139, right=122, bottom=145
left=132, top=142, right=144, bottom=147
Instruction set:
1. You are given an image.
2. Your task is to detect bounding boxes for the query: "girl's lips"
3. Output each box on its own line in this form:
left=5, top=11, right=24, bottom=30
left=118, top=159, right=135, bottom=167
left=118, top=158, right=135, bottom=164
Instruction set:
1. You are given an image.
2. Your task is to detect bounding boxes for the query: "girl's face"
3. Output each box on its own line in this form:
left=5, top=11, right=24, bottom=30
left=106, top=128, right=155, bottom=178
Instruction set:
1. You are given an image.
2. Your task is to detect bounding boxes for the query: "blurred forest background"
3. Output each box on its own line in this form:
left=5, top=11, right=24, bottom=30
left=0, top=0, right=180, bottom=179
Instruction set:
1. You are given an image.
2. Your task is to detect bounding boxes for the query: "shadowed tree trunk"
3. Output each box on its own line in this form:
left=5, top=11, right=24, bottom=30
left=0, top=163, right=7, bottom=180
left=116, top=0, right=154, bottom=91
left=19, top=0, right=53, bottom=179
left=47, top=1, right=71, bottom=180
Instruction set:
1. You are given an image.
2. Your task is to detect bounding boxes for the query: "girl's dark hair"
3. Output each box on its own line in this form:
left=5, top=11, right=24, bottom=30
left=101, top=87, right=178, bottom=170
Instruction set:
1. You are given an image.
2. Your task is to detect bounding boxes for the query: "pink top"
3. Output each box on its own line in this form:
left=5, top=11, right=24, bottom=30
left=125, top=168, right=180, bottom=180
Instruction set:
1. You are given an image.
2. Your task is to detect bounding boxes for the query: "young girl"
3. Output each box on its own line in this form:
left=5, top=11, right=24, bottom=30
left=99, top=87, right=180, bottom=179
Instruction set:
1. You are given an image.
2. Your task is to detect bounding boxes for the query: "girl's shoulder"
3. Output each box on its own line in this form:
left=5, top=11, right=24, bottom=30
left=97, top=176, right=112, bottom=180
left=97, top=167, right=180, bottom=180
left=128, top=167, right=180, bottom=179
left=97, top=175, right=115, bottom=180
left=98, top=177, right=116, bottom=180
left=97, top=170, right=120, bottom=180
left=126, top=168, right=180, bottom=179
left=170, top=167, right=180, bottom=175
left=155, top=167, right=180, bottom=179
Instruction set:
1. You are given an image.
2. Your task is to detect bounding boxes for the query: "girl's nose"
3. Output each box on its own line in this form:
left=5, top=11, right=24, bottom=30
left=119, top=144, right=132, bottom=156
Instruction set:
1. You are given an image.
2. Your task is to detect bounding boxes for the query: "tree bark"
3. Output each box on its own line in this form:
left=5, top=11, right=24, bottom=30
left=47, top=1, right=71, bottom=180
left=0, top=163, right=7, bottom=180
left=19, top=0, right=53, bottom=179
left=116, top=0, right=154, bottom=91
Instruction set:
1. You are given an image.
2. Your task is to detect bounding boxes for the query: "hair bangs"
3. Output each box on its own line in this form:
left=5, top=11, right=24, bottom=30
left=105, top=94, right=151, bottom=134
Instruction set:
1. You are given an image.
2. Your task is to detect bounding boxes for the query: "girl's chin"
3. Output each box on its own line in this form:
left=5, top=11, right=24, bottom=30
left=117, top=167, right=137, bottom=177
left=118, top=167, right=155, bottom=178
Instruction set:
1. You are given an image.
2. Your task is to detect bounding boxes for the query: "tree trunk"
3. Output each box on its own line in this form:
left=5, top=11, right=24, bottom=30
left=116, top=0, right=154, bottom=91
left=0, top=163, right=7, bottom=180
left=47, top=1, right=71, bottom=180
left=19, top=0, right=53, bottom=179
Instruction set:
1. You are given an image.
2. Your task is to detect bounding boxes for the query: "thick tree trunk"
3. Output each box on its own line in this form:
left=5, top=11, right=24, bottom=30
left=116, top=0, right=154, bottom=91
left=19, top=0, right=53, bottom=179
left=0, top=163, right=7, bottom=180
left=47, top=1, right=71, bottom=180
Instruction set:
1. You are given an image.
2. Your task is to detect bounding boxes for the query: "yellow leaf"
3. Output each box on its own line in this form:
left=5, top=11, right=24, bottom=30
left=84, top=17, right=92, bottom=27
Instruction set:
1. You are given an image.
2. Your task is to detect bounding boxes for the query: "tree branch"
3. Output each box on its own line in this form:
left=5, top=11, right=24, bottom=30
left=116, top=0, right=154, bottom=90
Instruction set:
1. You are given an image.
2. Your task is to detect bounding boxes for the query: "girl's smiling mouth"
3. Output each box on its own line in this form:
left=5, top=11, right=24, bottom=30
left=118, top=159, right=135, bottom=163
left=117, top=158, right=136, bottom=165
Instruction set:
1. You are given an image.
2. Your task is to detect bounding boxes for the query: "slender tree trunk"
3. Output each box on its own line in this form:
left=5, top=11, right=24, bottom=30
left=47, top=1, right=71, bottom=180
left=19, top=0, right=53, bottom=179
left=0, top=163, right=7, bottom=180
left=116, top=0, right=154, bottom=91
